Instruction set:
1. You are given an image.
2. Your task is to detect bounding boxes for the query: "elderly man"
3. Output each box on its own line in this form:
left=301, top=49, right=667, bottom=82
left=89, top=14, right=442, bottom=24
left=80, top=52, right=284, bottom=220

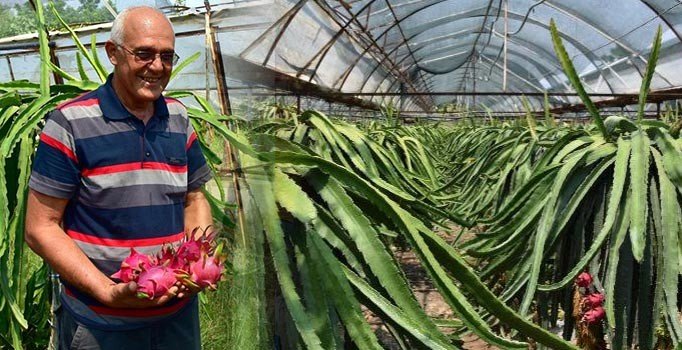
left=25, top=6, right=211, bottom=349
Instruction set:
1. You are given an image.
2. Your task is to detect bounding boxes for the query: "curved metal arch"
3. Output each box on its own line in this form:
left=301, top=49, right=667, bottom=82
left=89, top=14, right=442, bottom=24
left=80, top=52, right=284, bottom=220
left=407, top=34, right=563, bottom=79
left=335, top=5, right=617, bottom=95
left=405, top=0, right=663, bottom=94
left=384, top=0, right=435, bottom=106
left=313, top=0, right=434, bottom=109
left=333, top=0, right=461, bottom=89
left=369, top=47, right=550, bottom=109
left=530, top=1, right=674, bottom=88
left=239, top=0, right=308, bottom=65
left=391, top=28, right=570, bottom=97
left=639, top=0, right=682, bottom=43
left=360, top=24, right=579, bottom=99
left=467, top=10, right=623, bottom=92
left=295, top=0, right=379, bottom=80
left=377, top=56, right=536, bottom=111
left=410, top=41, right=569, bottom=102
left=426, top=55, right=564, bottom=105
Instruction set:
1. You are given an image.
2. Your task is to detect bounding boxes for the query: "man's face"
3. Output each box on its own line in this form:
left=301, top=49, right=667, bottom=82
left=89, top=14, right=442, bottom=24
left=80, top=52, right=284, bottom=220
left=108, top=12, right=175, bottom=105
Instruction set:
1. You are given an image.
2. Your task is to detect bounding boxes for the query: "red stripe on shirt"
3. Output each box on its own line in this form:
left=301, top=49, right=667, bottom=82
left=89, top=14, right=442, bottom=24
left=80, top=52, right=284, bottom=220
left=89, top=298, right=190, bottom=317
left=40, top=133, right=78, bottom=163
left=88, top=298, right=190, bottom=317
left=64, top=288, right=190, bottom=317
left=56, top=92, right=93, bottom=110
left=67, top=230, right=185, bottom=247
left=57, top=97, right=99, bottom=110
left=82, top=162, right=187, bottom=176
left=186, top=132, right=197, bottom=150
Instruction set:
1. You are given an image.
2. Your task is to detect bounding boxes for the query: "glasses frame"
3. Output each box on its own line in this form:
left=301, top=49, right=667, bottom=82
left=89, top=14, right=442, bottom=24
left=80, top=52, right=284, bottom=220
left=117, top=44, right=179, bottom=66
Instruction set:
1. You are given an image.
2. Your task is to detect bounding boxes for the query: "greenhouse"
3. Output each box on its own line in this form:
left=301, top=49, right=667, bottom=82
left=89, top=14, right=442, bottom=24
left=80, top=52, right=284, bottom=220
left=0, top=0, right=681, bottom=349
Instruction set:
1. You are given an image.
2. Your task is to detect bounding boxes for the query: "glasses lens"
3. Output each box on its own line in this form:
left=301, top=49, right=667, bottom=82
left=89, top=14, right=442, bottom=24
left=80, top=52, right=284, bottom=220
left=135, top=51, right=155, bottom=62
left=160, top=52, right=176, bottom=65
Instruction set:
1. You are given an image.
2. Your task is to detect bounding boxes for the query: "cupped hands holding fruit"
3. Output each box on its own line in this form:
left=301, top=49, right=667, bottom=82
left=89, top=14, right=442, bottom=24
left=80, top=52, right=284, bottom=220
left=109, top=228, right=226, bottom=303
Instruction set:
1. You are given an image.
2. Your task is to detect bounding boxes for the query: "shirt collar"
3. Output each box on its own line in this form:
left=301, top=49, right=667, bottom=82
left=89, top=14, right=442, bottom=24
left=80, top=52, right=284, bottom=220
left=96, top=74, right=169, bottom=121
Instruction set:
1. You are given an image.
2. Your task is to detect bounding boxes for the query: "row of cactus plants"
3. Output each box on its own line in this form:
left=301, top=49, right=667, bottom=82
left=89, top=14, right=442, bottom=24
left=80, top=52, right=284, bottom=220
left=439, top=21, right=682, bottom=349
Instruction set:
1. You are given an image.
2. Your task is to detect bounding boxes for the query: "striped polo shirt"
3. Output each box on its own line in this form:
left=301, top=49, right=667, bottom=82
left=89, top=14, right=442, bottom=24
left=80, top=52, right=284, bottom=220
left=29, top=75, right=212, bottom=330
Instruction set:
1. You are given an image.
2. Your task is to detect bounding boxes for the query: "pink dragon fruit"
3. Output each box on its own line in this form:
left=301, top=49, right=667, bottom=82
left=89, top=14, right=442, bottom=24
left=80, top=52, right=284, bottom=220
left=584, top=293, right=604, bottom=308
left=583, top=306, right=605, bottom=325
left=111, top=248, right=153, bottom=282
left=184, top=253, right=224, bottom=291
left=136, top=265, right=178, bottom=300
left=576, top=272, right=593, bottom=288
left=156, top=244, right=186, bottom=271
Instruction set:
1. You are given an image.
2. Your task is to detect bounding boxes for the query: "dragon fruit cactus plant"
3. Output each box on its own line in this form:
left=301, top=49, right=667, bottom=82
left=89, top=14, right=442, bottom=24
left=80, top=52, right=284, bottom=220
left=110, top=228, right=226, bottom=300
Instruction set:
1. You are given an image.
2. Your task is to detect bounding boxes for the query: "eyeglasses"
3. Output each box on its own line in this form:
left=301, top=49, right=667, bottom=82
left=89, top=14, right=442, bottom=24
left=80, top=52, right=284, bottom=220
left=117, top=45, right=179, bottom=66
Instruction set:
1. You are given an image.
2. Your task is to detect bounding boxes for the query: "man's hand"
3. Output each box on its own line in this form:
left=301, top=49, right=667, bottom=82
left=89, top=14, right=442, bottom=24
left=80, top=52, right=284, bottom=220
left=175, top=281, right=201, bottom=299
left=98, top=281, right=180, bottom=308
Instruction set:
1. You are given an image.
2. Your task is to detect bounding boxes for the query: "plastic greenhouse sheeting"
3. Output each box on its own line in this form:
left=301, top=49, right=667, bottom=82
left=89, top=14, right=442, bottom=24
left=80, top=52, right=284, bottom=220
left=2, top=0, right=682, bottom=114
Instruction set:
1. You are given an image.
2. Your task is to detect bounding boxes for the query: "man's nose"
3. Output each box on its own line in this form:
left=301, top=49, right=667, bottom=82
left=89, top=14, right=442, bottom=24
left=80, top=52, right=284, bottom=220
left=148, top=55, right=165, bottom=71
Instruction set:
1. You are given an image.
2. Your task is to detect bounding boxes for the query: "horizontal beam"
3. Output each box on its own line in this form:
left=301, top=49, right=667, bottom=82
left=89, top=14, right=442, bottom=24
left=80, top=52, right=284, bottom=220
left=222, top=55, right=381, bottom=111
left=550, top=87, right=682, bottom=114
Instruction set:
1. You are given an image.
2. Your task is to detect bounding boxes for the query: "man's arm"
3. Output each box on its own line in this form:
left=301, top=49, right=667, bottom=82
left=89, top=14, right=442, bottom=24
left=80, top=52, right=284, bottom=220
left=24, top=189, right=177, bottom=308
left=184, top=187, right=213, bottom=237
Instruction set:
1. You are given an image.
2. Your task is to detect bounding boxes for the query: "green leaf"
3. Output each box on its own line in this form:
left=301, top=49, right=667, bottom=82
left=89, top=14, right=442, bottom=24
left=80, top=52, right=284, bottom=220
left=243, top=160, right=323, bottom=349
left=170, top=52, right=201, bottom=82
left=549, top=19, right=609, bottom=141
left=629, top=130, right=650, bottom=261
left=539, top=137, right=630, bottom=291
left=637, top=26, right=662, bottom=123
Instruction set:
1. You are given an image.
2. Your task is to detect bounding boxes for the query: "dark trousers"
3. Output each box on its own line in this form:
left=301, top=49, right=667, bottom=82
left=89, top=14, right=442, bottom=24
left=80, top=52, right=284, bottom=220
left=57, top=299, right=201, bottom=350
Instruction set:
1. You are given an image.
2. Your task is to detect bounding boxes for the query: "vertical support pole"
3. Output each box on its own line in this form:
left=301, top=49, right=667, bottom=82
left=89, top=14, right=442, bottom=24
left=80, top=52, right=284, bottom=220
left=503, top=0, right=508, bottom=92
left=207, top=31, right=232, bottom=113
left=399, top=82, right=405, bottom=123
left=49, top=43, right=64, bottom=85
left=296, top=94, right=301, bottom=113
left=472, top=56, right=476, bottom=107
left=204, top=1, right=245, bottom=246
left=656, top=102, right=661, bottom=119
left=6, top=56, right=15, bottom=81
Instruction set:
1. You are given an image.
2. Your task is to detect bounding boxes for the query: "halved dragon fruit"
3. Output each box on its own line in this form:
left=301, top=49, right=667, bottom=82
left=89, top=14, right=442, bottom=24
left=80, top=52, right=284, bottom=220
left=110, top=248, right=153, bottom=282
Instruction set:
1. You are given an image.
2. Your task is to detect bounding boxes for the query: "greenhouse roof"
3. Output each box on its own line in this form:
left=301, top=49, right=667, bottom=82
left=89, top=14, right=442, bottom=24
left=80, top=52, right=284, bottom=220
left=245, top=0, right=682, bottom=112
left=2, top=0, right=682, bottom=115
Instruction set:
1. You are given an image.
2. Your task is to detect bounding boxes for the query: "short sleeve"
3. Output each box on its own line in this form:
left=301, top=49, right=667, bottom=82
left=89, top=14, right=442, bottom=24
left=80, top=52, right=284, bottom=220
left=29, top=110, right=81, bottom=199
left=185, top=119, right=212, bottom=191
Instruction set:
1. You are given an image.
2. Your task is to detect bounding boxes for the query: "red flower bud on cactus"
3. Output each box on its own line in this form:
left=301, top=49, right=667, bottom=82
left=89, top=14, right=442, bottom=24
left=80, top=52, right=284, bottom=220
left=111, top=248, right=153, bottom=282
left=584, top=293, right=604, bottom=308
left=576, top=272, right=593, bottom=288
left=583, top=306, right=605, bottom=325
left=136, top=265, right=178, bottom=300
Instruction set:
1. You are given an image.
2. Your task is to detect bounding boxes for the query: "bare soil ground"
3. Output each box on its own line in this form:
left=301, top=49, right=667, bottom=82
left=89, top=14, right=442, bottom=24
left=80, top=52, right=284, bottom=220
left=362, top=241, right=501, bottom=350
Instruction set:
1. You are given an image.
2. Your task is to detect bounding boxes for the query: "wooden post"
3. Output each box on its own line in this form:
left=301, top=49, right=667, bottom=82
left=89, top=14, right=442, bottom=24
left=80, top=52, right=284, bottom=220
left=503, top=0, right=508, bottom=92
left=6, top=56, right=15, bottom=81
left=49, top=44, right=64, bottom=85
left=204, top=1, right=245, bottom=247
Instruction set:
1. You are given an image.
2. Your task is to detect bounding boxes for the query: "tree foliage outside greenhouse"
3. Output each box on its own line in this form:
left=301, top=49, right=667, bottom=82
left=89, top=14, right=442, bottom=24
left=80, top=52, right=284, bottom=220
left=1, top=1, right=681, bottom=349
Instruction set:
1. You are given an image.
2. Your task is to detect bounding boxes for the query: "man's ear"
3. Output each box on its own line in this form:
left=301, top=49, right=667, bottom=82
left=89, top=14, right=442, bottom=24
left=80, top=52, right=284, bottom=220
left=105, top=40, right=119, bottom=65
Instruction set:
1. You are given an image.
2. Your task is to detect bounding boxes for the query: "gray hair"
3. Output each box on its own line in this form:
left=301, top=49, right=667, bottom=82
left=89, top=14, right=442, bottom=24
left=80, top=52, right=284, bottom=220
left=109, top=6, right=173, bottom=45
